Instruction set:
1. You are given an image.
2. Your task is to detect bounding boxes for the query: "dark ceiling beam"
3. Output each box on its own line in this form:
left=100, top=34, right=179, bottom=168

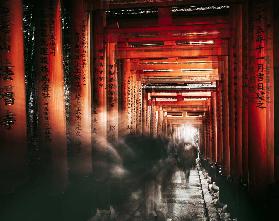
left=92, top=0, right=244, bottom=10
left=117, top=36, right=225, bottom=43
left=108, top=24, right=229, bottom=34
left=117, top=48, right=226, bottom=59
left=162, top=106, right=208, bottom=112
left=135, top=56, right=220, bottom=63
left=134, top=62, right=218, bottom=70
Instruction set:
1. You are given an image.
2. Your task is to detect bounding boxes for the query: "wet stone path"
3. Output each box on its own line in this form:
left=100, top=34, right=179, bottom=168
left=158, top=169, right=206, bottom=220
left=89, top=164, right=236, bottom=221
left=116, top=165, right=237, bottom=221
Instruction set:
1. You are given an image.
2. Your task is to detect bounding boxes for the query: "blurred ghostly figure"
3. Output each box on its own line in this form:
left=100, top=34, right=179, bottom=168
left=176, top=142, right=198, bottom=180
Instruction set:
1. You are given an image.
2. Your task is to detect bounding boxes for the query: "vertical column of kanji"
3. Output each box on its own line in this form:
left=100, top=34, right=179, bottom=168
left=229, top=11, right=236, bottom=177
left=127, top=69, right=133, bottom=134
left=150, top=98, right=156, bottom=137
left=157, top=107, right=163, bottom=137
left=33, top=0, right=49, bottom=169
left=155, top=106, right=159, bottom=138
left=33, top=0, right=68, bottom=185
left=242, top=1, right=249, bottom=182
left=216, top=81, right=223, bottom=164
left=162, top=111, right=167, bottom=137
left=67, top=0, right=91, bottom=175
left=274, top=0, right=279, bottom=182
left=121, top=59, right=131, bottom=136
left=164, top=113, right=168, bottom=138
left=147, top=97, right=151, bottom=136
left=0, top=0, right=27, bottom=192
left=142, top=89, right=148, bottom=135
left=220, top=57, right=230, bottom=176
left=136, top=79, right=143, bottom=134
left=106, top=42, right=118, bottom=143
left=92, top=10, right=106, bottom=145
left=265, top=0, right=274, bottom=185
left=248, top=0, right=268, bottom=191
left=131, top=74, right=137, bottom=134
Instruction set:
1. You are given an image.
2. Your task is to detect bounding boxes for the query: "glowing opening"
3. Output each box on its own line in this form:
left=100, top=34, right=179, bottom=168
left=175, top=124, right=199, bottom=145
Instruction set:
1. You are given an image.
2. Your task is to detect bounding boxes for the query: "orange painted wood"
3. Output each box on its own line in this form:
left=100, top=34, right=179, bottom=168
left=67, top=0, right=92, bottom=174
left=220, top=57, right=230, bottom=176
left=106, top=42, right=118, bottom=142
left=248, top=1, right=271, bottom=191
left=0, top=0, right=27, bottom=192
left=92, top=11, right=107, bottom=145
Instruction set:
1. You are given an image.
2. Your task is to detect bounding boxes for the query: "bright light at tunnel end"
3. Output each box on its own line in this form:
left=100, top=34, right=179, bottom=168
left=175, top=124, right=199, bottom=145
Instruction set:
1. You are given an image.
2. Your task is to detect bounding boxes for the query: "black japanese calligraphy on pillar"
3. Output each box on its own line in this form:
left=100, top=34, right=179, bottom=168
left=106, top=42, right=118, bottom=142
left=127, top=73, right=132, bottom=133
left=253, top=2, right=267, bottom=109
left=92, top=48, right=105, bottom=135
left=136, top=80, right=142, bottom=134
left=132, top=74, right=137, bottom=134
left=264, top=2, right=273, bottom=106
left=92, top=46, right=105, bottom=137
left=147, top=98, right=151, bottom=135
left=0, top=5, right=16, bottom=130
left=36, top=2, right=51, bottom=142
left=71, top=17, right=89, bottom=144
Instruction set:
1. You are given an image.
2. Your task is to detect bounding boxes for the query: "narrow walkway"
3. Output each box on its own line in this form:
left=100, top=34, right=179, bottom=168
left=158, top=168, right=206, bottom=220
left=156, top=165, right=236, bottom=221
left=88, top=164, right=236, bottom=221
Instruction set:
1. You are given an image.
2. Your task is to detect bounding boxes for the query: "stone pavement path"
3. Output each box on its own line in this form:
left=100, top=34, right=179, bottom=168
left=89, top=164, right=237, bottom=221
left=158, top=168, right=207, bottom=221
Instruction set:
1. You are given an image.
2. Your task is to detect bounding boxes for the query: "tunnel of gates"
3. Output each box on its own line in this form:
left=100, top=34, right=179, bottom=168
left=0, top=0, right=279, bottom=195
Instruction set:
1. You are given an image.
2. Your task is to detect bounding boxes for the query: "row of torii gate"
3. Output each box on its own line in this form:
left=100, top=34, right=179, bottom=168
left=0, top=0, right=278, bottom=194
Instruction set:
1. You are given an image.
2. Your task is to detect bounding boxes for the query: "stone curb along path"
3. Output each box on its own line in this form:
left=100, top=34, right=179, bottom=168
left=197, top=162, right=237, bottom=221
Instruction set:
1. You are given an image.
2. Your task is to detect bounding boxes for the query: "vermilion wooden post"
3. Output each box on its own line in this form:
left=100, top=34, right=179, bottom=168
left=208, top=102, right=213, bottom=161
left=92, top=10, right=107, bottom=146
left=142, top=89, right=149, bottom=135
left=248, top=0, right=272, bottom=191
left=229, top=11, right=236, bottom=176
left=50, top=0, right=68, bottom=188
left=131, top=74, right=137, bottom=134
left=203, top=115, right=208, bottom=159
left=147, top=98, right=152, bottom=136
left=242, top=1, right=249, bottom=182
left=274, top=1, right=279, bottom=183
left=33, top=0, right=68, bottom=188
left=220, top=57, right=230, bottom=176
left=233, top=4, right=244, bottom=178
left=265, top=0, right=275, bottom=185
left=106, top=42, right=118, bottom=143
left=150, top=98, right=156, bottom=137
left=212, top=92, right=218, bottom=162
left=136, top=79, right=143, bottom=134
left=67, top=0, right=91, bottom=175
left=208, top=110, right=212, bottom=161
left=0, top=0, right=27, bottom=192
left=216, top=81, right=223, bottom=164
left=157, top=107, right=164, bottom=137
left=121, top=59, right=131, bottom=136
